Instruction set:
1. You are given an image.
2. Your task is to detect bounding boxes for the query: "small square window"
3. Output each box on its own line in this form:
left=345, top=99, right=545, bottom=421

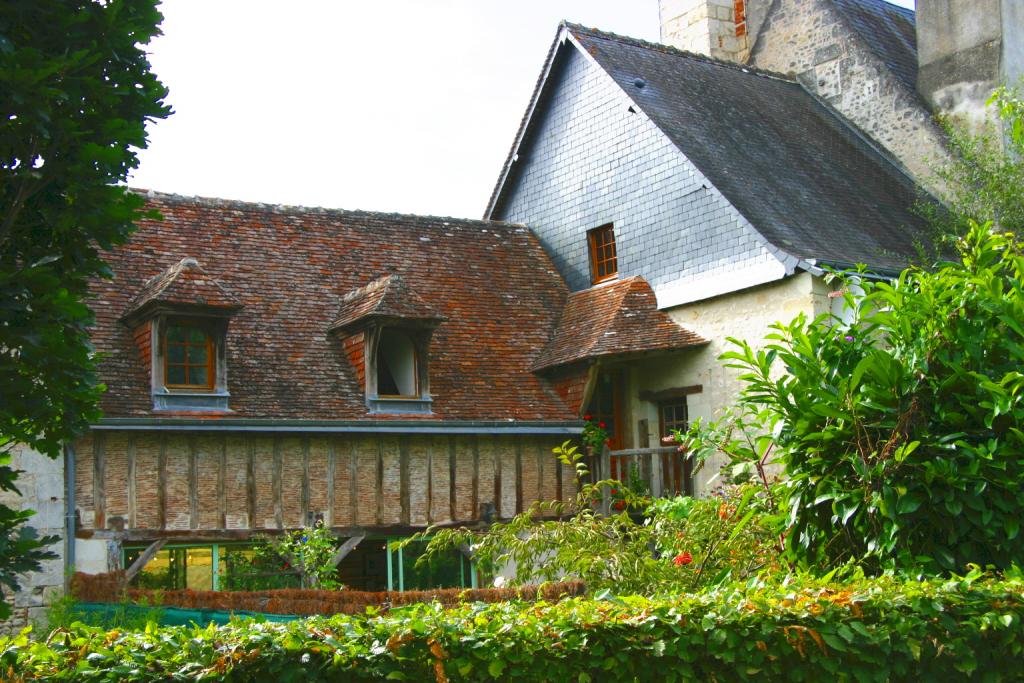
left=588, top=224, right=618, bottom=284
left=164, top=321, right=215, bottom=391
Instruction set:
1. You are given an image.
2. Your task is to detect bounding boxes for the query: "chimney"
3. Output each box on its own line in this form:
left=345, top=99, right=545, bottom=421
left=659, top=0, right=749, bottom=62
left=916, top=0, right=1023, bottom=129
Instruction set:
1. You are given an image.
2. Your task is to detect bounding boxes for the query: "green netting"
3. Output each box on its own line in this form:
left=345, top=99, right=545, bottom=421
left=74, top=602, right=298, bottom=626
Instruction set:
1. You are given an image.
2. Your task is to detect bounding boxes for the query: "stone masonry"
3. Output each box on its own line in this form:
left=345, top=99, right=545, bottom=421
left=746, top=0, right=950, bottom=188
left=0, top=446, right=65, bottom=634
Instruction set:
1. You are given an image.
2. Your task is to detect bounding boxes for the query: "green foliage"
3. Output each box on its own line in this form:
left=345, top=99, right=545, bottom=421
left=0, top=0, right=169, bottom=617
left=580, top=414, right=610, bottom=454
left=231, top=523, right=343, bottom=591
left=690, top=222, right=1024, bottom=574
left=920, top=88, right=1024, bottom=240
left=407, top=479, right=779, bottom=595
left=7, top=574, right=1024, bottom=681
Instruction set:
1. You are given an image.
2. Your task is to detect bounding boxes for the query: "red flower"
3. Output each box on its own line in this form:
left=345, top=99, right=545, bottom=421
left=613, top=500, right=626, bottom=511
left=610, top=488, right=618, bottom=495
left=604, top=438, right=612, bottom=447
left=583, top=414, right=592, bottom=421
left=598, top=421, right=606, bottom=429
left=673, top=551, right=693, bottom=566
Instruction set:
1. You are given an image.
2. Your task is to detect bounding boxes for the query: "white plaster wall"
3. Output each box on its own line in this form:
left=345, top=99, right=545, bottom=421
left=0, top=446, right=65, bottom=633
left=625, top=272, right=825, bottom=494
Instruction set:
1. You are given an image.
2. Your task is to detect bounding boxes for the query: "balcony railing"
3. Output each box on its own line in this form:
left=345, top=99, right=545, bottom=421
left=588, top=445, right=689, bottom=514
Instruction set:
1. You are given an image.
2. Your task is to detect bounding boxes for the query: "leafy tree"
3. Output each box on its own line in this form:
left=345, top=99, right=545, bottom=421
left=0, top=0, right=169, bottom=616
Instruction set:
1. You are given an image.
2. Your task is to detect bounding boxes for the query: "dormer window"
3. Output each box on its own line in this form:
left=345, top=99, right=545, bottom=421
left=376, top=329, right=418, bottom=398
left=329, top=275, right=446, bottom=415
left=121, top=257, right=241, bottom=412
left=165, top=322, right=216, bottom=390
left=588, top=223, right=618, bottom=284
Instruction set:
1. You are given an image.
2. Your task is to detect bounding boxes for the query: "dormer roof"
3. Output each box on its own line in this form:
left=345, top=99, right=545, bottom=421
left=329, top=274, right=446, bottom=334
left=532, top=276, right=707, bottom=372
left=121, top=256, right=241, bottom=325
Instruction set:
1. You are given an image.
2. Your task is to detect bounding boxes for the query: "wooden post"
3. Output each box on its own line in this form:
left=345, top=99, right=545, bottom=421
left=329, top=534, right=365, bottom=567
left=123, top=539, right=167, bottom=583
left=649, top=451, right=663, bottom=499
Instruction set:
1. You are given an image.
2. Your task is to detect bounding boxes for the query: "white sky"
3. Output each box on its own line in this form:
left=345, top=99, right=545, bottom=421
left=130, top=0, right=915, bottom=220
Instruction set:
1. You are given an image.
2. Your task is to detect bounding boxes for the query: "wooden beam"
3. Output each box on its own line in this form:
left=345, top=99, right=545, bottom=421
left=492, top=437, right=502, bottom=518
left=245, top=438, right=256, bottom=530
left=375, top=438, right=384, bottom=526
left=127, top=435, right=137, bottom=529
left=638, top=385, right=703, bottom=402
left=349, top=439, right=359, bottom=527
left=399, top=436, right=410, bottom=526
left=218, top=436, right=227, bottom=529
left=329, top=534, right=365, bottom=567
left=514, top=437, right=523, bottom=515
left=471, top=435, right=479, bottom=523
left=93, top=432, right=106, bottom=530
left=188, top=436, right=198, bottom=530
left=301, top=437, right=311, bottom=525
left=157, top=435, right=167, bottom=530
left=425, top=438, right=434, bottom=525
left=447, top=436, right=457, bottom=523
left=326, top=438, right=336, bottom=527
left=123, top=539, right=167, bottom=582
left=273, top=437, right=283, bottom=529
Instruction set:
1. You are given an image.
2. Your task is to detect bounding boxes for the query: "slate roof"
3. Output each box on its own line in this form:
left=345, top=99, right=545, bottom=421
left=489, top=23, right=932, bottom=273
left=93, top=192, right=575, bottom=422
left=329, top=274, right=446, bottom=334
left=122, top=256, right=241, bottom=323
left=532, top=277, right=707, bottom=372
left=829, top=0, right=918, bottom=92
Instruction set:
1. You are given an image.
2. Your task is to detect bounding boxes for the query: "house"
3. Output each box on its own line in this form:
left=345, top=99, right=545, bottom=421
left=0, top=191, right=704, bottom=630
left=2, top=0, right=1019, bottom=632
left=484, top=0, right=1020, bottom=492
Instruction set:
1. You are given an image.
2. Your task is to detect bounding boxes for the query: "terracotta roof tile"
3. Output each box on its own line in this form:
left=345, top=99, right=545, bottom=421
left=93, top=191, right=574, bottom=422
left=532, top=276, right=707, bottom=371
left=329, top=274, right=445, bottom=333
left=122, top=256, right=241, bottom=323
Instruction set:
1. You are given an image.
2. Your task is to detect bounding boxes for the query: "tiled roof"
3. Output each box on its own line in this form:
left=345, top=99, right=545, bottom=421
left=93, top=191, right=574, bottom=422
left=561, top=23, right=931, bottom=272
left=830, top=0, right=918, bottom=93
left=122, top=256, right=241, bottom=322
left=329, top=275, right=446, bottom=333
left=532, top=277, right=707, bottom=372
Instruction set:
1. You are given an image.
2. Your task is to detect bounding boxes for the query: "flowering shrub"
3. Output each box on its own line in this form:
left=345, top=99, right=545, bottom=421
left=580, top=413, right=610, bottom=454
left=9, top=574, right=1024, bottom=681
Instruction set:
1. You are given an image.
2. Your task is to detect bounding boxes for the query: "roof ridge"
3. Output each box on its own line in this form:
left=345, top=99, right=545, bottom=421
left=131, top=188, right=528, bottom=230
left=561, top=21, right=796, bottom=83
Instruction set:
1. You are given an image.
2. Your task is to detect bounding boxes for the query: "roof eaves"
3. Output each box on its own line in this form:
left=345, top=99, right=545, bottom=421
left=484, top=22, right=574, bottom=219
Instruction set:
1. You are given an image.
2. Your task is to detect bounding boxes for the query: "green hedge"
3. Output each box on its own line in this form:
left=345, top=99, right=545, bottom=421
left=5, top=575, right=1024, bottom=681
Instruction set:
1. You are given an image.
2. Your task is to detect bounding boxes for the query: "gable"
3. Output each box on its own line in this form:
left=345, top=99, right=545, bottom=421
left=489, top=36, right=790, bottom=307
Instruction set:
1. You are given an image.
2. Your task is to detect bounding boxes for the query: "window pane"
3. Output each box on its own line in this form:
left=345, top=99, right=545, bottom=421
left=167, top=365, right=186, bottom=384
left=188, top=366, right=208, bottom=386
left=167, top=344, right=185, bottom=363
left=185, top=547, right=214, bottom=591
left=188, top=328, right=207, bottom=344
left=189, top=342, right=208, bottom=364
left=166, top=325, right=187, bottom=343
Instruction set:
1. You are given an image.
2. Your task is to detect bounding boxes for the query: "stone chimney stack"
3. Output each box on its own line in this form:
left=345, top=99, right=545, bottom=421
left=659, top=0, right=749, bottom=62
left=916, top=0, right=1024, bottom=128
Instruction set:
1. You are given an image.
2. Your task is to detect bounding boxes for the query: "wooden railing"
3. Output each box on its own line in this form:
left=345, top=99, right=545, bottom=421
left=589, top=445, right=689, bottom=513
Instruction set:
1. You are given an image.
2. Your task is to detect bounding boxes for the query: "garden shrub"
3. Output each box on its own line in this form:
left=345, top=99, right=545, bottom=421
left=6, top=573, right=1023, bottom=681
left=685, top=221, right=1024, bottom=574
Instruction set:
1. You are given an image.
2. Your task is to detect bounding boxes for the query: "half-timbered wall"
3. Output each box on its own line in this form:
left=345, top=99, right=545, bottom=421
left=74, top=431, right=575, bottom=541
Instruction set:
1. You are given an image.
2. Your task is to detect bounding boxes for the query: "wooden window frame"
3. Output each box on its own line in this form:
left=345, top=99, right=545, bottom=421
left=163, top=320, right=216, bottom=391
left=587, top=223, right=618, bottom=284
left=658, top=399, right=693, bottom=497
left=376, top=330, right=420, bottom=400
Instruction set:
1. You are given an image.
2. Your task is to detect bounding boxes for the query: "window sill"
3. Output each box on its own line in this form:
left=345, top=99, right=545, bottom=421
left=367, top=395, right=433, bottom=415
left=153, top=390, right=231, bottom=412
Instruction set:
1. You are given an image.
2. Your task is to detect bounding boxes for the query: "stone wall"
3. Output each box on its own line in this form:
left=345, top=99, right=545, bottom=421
left=73, top=431, right=574, bottom=543
left=748, top=0, right=949, bottom=188
left=0, top=446, right=65, bottom=634
left=495, top=44, right=788, bottom=307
